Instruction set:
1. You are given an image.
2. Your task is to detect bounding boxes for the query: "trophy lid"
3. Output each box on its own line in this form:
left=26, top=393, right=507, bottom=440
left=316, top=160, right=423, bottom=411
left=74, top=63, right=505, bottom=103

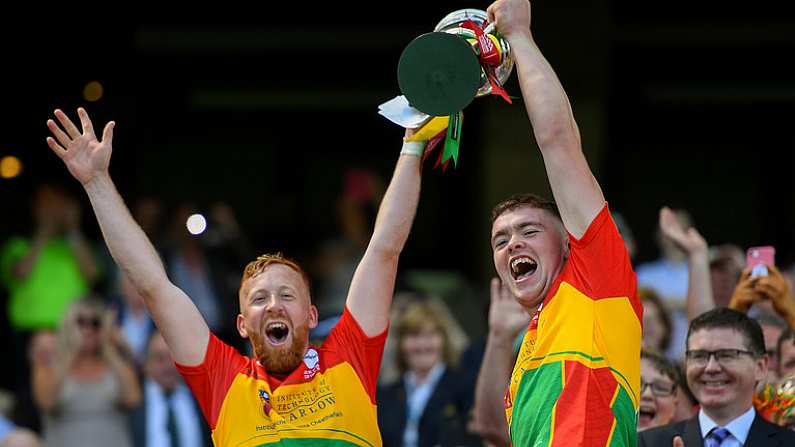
left=434, top=8, right=489, bottom=32
left=397, top=32, right=481, bottom=117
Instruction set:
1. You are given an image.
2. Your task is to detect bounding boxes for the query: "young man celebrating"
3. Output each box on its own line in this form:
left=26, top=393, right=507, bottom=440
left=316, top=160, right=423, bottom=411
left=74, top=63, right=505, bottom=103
left=45, top=107, right=426, bottom=446
left=473, top=1, right=641, bottom=446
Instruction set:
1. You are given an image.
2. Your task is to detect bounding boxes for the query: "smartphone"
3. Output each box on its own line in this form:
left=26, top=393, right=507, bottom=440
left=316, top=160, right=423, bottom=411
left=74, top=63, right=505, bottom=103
left=746, top=246, right=775, bottom=278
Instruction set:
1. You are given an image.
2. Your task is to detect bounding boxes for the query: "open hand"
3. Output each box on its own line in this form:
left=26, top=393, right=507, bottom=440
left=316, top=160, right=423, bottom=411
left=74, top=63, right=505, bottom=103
left=659, top=207, right=707, bottom=257
left=46, top=108, right=114, bottom=185
left=488, top=277, right=531, bottom=341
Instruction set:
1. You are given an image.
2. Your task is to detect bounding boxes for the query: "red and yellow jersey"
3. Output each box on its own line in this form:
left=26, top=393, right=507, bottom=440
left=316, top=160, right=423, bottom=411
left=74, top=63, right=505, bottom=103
left=177, top=308, right=386, bottom=447
left=505, top=204, right=641, bottom=447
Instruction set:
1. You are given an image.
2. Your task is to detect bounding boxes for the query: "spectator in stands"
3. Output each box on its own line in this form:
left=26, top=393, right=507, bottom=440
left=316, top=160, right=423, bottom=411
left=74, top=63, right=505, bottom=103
left=708, top=244, right=745, bottom=308
left=636, top=209, right=693, bottom=307
left=730, top=264, right=795, bottom=381
left=31, top=297, right=141, bottom=447
left=778, top=329, right=795, bottom=378
left=130, top=332, right=208, bottom=447
left=641, top=288, right=673, bottom=355
left=639, top=308, right=795, bottom=446
left=639, top=350, right=680, bottom=431
left=377, top=301, right=476, bottom=447
left=655, top=207, right=715, bottom=361
left=1, top=184, right=100, bottom=430
left=113, top=271, right=155, bottom=367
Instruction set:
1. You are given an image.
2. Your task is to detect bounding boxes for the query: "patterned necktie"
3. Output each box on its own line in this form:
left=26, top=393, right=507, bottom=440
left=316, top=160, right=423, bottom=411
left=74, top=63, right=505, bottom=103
left=704, top=427, right=731, bottom=447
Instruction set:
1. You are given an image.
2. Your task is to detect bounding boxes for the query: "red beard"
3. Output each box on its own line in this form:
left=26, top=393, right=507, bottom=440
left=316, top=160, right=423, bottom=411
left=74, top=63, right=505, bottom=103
left=249, top=313, right=309, bottom=375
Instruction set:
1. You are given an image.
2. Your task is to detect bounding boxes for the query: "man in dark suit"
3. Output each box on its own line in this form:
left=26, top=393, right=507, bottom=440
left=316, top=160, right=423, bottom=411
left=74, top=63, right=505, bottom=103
left=639, top=308, right=795, bottom=446
left=130, top=332, right=211, bottom=447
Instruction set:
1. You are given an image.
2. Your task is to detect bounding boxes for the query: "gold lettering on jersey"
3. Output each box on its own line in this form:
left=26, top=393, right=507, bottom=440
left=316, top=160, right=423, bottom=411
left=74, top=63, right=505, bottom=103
left=272, top=379, right=335, bottom=413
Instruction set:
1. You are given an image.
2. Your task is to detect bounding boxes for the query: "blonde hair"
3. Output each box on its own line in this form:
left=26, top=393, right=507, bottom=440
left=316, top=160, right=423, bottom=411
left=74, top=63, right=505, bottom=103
left=395, top=301, right=457, bottom=373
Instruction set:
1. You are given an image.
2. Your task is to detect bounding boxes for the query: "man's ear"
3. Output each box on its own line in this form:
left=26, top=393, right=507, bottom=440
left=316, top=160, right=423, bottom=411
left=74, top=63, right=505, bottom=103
left=308, top=305, right=319, bottom=330
left=237, top=313, right=249, bottom=339
left=755, top=354, right=769, bottom=383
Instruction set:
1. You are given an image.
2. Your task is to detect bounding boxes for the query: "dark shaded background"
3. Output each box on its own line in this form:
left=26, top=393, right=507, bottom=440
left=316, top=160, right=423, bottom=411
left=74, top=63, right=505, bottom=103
left=2, top=0, right=794, bottom=286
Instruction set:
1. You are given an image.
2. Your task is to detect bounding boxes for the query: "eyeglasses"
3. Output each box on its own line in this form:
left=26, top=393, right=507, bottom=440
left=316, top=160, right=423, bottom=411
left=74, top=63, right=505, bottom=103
left=685, top=349, right=758, bottom=366
left=640, top=380, right=676, bottom=397
left=77, top=315, right=101, bottom=329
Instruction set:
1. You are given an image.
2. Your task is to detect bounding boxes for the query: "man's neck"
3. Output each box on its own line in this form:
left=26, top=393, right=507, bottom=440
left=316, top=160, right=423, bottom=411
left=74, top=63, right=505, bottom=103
left=703, top=403, right=753, bottom=427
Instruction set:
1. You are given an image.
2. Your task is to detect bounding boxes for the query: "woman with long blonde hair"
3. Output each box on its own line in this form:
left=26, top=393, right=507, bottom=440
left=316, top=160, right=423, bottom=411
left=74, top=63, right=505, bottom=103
left=30, top=296, right=141, bottom=447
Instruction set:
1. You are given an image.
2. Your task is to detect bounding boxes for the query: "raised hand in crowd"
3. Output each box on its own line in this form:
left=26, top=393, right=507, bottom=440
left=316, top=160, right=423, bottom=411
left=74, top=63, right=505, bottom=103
left=658, top=206, right=714, bottom=320
left=730, top=265, right=795, bottom=330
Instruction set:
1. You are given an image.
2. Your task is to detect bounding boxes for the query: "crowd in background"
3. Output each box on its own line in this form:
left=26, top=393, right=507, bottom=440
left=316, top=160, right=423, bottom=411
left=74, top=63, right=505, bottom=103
left=2, top=176, right=795, bottom=447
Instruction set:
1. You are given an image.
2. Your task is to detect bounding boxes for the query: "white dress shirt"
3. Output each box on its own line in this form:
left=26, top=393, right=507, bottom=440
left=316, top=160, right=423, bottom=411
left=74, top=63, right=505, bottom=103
left=699, top=406, right=756, bottom=447
left=145, top=379, right=203, bottom=447
left=402, top=362, right=447, bottom=447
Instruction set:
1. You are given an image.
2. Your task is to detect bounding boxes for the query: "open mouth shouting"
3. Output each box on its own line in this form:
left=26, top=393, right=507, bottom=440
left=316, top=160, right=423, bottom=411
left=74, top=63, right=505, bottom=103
left=638, top=404, right=657, bottom=427
left=510, top=255, right=538, bottom=283
left=265, top=321, right=291, bottom=346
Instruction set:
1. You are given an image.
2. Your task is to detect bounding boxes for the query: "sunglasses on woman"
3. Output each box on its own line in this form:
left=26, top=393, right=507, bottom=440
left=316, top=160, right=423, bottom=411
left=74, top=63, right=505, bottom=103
left=77, top=315, right=102, bottom=329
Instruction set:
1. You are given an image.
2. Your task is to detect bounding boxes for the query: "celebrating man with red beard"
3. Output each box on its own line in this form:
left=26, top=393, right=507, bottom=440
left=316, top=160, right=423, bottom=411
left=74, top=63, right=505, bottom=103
left=44, top=107, right=425, bottom=446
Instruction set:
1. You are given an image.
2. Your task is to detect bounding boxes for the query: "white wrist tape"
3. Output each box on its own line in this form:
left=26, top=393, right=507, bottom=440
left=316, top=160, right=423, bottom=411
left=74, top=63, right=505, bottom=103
left=400, top=140, right=426, bottom=157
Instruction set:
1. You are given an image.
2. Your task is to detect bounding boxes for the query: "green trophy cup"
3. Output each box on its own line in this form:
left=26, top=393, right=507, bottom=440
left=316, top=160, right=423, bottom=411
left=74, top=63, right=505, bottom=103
left=379, top=9, right=514, bottom=170
left=397, top=9, right=514, bottom=117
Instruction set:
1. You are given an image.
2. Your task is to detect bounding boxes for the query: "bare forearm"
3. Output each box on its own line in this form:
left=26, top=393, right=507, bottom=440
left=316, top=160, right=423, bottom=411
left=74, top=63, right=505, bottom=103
left=686, top=251, right=715, bottom=321
left=32, top=366, right=68, bottom=412
left=83, top=174, right=168, bottom=294
left=346, top=152, right=421, bottom=336
left=366, top=154, right=421, bottom=258
left=106, top=352, right=141, bottom=408
left=473, top=332, right=515, bottom=446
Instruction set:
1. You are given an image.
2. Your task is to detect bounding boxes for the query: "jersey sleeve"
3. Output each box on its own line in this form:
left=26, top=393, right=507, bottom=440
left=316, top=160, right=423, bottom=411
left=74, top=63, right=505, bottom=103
left=322, top=306, right=388, bottom=403
left=175, top=332, right=248, bottom=429
left=566, top=203, right=641, bottom=316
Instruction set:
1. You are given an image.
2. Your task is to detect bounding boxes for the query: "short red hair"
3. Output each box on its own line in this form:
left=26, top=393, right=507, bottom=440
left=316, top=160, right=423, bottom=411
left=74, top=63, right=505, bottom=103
left=239, top=253, right=311, bottom=295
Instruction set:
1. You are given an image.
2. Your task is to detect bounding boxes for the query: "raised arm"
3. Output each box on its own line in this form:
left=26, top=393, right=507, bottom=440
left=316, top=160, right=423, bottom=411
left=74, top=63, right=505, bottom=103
left=344, top=132, right=422, bottom=336
left=101, top=312, right=142, bottom=409
left=45, top=108, right=209, bottom=365
left=30, top=330, right=70, bottom=413
left=658, top=207, right=715, bottom=320
left=473, top=279, right=531, bottom=446
left=489, top=0, right=604, bottom=238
